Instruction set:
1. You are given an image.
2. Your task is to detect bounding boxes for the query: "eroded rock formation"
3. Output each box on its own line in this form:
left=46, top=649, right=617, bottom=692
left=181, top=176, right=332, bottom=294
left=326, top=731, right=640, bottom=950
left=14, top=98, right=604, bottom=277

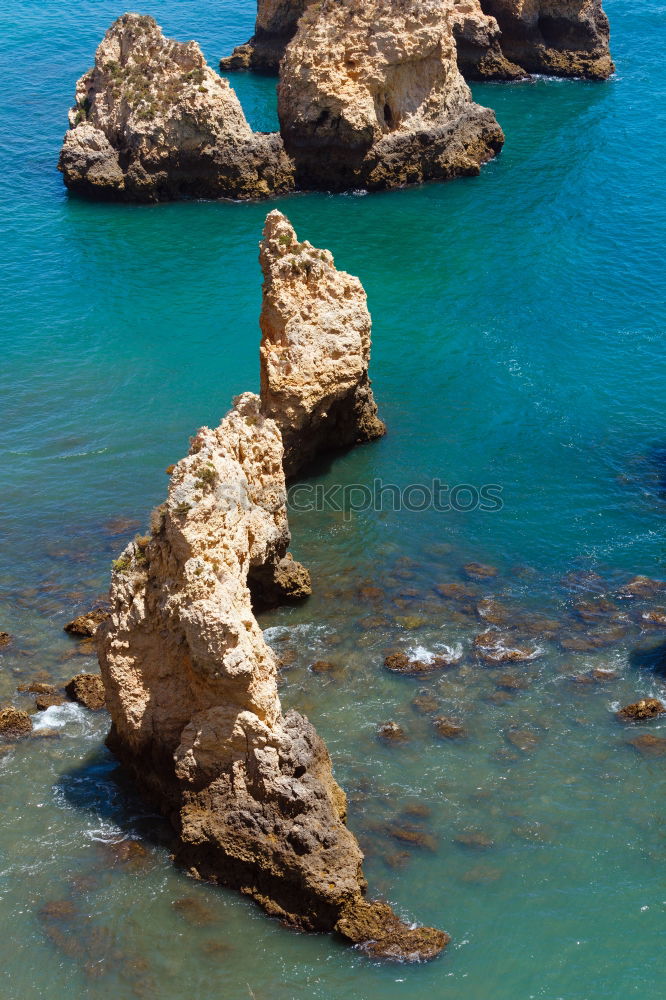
left=479, top=0, right=613, bottom=79
left=99, top=391, right=445, bottom=959
left=259, top=211, right=385, bottom=479
left=58, top=14, right=294, bottom=201
left=222, top=0, right=612, bottom=81
left=278, top=0, right=505, bottom=190
left=220, top=0, right=310, bottom=74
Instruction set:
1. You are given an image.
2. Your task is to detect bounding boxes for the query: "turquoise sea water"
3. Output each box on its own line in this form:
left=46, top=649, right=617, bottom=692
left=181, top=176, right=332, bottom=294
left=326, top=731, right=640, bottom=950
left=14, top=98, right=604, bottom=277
left=1, top=0, right=666, bottom=997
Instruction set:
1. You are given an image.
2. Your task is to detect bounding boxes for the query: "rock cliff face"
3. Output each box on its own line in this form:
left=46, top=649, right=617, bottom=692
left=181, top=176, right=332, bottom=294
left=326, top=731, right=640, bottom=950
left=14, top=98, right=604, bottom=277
left=222, top=0, right=612, bottom=81
left=479, top=0, right=613, bottom=79
left=277, top=0, right=505, bottom=191
left=58, top=14, right=294, bottom=202
left=99, top=391, right=445, bottom=960
left=220, top=0, right=309, bottom=74
left=259, top=211, right=385, bottom=479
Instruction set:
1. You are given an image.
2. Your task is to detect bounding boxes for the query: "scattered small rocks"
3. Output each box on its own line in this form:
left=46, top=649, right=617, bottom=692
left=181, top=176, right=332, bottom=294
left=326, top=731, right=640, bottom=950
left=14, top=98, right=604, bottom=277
left=65, top=673, right=106, bottom=711
left=0, top=707, right=32, bottom=739
left=64, top=607, right=109, bottom=638
left=617, top=698, right=666, bottom=722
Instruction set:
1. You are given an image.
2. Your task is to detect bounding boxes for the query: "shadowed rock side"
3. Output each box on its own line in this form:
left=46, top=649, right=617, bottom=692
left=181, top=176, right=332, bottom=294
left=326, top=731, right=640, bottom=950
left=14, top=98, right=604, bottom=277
left=259, top=211, right=385, bottom=480
left=58, top=14, right=294, bottom=202
left=277, top=0, right=505, bottom=191
left=222, top=0, right=611, bottom=81
left=479, top=0, right=613, bottom=78
left=221, top=0, right=309, bottom=73
left=99, top=392, right=446, bottom=960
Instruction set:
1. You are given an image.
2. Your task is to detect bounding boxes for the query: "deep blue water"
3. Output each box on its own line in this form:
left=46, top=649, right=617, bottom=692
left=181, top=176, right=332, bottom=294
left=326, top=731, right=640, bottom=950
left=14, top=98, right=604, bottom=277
left=1, top=1, right=665, bottom=997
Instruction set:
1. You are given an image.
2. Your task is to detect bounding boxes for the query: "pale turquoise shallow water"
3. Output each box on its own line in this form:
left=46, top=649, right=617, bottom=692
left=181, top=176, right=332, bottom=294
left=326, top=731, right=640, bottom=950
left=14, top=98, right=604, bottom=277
left=1, top=0, right=666, bottom=997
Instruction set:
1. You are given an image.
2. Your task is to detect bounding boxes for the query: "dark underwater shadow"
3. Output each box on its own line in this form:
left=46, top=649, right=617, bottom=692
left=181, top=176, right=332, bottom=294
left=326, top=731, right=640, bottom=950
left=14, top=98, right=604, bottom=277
left=56, top=742, right=174, bottom=850
left=629, top=636, right=666, bottom=675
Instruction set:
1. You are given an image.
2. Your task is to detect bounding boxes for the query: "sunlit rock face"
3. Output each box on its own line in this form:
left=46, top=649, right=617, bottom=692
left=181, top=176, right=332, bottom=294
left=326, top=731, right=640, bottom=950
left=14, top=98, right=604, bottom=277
left=58, top=14, right=294, bottom=201
left=99, top=390, right=445, bottom=960
left=259, top=211, right=385, bottom=480
left=277, top=0, right=505, bottom=191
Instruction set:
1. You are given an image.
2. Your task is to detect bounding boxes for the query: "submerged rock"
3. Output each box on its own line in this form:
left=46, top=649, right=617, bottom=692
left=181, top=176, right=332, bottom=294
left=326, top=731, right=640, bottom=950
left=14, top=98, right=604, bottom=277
left=259, top=211, right=385, bottom=480
left=64, top=607, right=109, bottom=637
left=463, top=562, right=498, bottom=580
left=618, top=575, right=666, bottom=599
left=58, top=14, right=294, bottom=201
left=474, top=630, right=540, bottom=663
left=0, top=632, right=12, bottom=648
left=377, top=721, right=408, bottom=744
left=627, top=733, right=666, bottom=757
left=65, top=673, right=106, bottom=710
left=0, top=707, right=32, bottom=739
left=99, top=391, right=445, bottom=961
left=617, top=698, right=666, bottom=723
left=384, top=652, right=455, bottom=675
left=278, top=0, right=504, bottom=191
left=433, top=716, right=467, bottom=739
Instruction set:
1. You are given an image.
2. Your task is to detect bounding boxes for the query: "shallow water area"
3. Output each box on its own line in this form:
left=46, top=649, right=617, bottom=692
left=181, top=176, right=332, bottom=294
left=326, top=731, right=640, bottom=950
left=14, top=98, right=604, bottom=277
left=1, top=0, right=666, bottom=996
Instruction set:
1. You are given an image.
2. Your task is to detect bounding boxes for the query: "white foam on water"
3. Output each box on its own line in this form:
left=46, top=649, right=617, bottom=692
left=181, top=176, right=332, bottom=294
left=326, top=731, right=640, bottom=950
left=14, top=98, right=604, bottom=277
left=409, top=643, right=463, bottom=664
left=84, top=822, right=127, bottom=844
left=32, top=701, right=93, bottom=735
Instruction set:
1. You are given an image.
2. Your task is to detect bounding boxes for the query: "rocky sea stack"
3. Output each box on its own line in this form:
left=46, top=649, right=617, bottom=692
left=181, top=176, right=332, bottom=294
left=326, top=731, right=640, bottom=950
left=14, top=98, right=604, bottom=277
left=97, top=218, right=445, bottom=961
left=58, top=14, right=294, bottom=201
left=259, top=211, right=385, bottom=479
left=278, top=0, right=504, bottom=190
left=224, top=0, right=613, bottom=81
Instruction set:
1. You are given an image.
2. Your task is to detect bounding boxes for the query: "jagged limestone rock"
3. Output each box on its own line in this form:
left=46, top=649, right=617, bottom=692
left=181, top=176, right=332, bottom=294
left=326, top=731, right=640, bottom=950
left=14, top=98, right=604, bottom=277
left=58, top=14, right=294, bottom=201
left=99, top=392, right=445, bottom=960
left=259, top=211, right=385, bottom=479
left=278, top=0, right=505, bottom=191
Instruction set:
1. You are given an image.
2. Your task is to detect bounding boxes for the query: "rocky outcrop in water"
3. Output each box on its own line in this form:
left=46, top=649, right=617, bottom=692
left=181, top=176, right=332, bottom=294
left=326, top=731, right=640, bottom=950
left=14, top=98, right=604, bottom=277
left=278, top=0, right=504, bottom=191
left=479, top=0, right=614, bottom=79
left=220, top=0, right=310, bottom=73
left=259, top=211, right=385, bottom=479
left=221, top=0, right=612, bottom=82
left=58, top=14, right=294, bottom=202
left=99, top=390, right=445, bottom=960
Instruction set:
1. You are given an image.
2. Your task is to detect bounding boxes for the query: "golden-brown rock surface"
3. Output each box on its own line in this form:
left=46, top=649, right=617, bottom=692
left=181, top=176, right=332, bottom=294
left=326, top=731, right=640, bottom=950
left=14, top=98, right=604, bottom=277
left=278, top=0, right=504, bottom=191
left=222, top=0, right=612, bottom=80
left=259, top=211, right=385, bottom=479
left=58, top=14, right=294, bottom=201
left=99, top=391, right=444, bottom=960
